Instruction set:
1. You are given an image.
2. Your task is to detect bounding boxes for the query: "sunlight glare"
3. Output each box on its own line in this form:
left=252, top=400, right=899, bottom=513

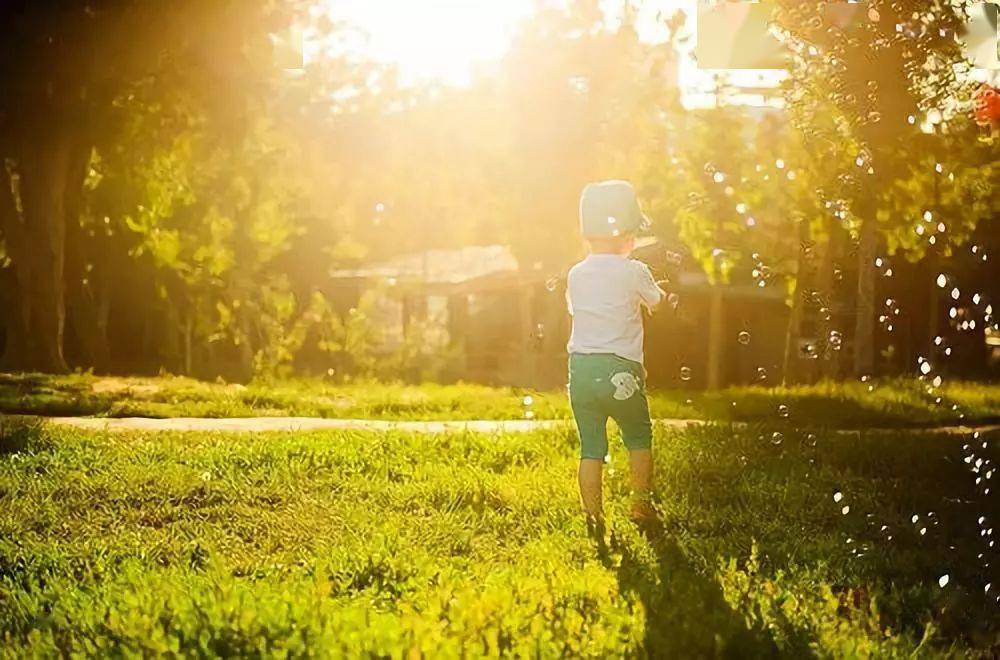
left=317, top=0, right=693, bottom=86
left=320, top=0, right=534, bottom=85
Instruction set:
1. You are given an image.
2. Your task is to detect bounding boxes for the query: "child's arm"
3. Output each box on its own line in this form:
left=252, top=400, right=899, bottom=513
left=634, top=261, right=665, bottom=311
left=565, top=270, right=574, bottom=316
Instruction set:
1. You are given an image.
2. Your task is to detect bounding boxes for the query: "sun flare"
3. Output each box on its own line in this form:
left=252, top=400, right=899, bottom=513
left=318, top=0, right=535, bottom=85
left=315, top=0, right=693, bottom=85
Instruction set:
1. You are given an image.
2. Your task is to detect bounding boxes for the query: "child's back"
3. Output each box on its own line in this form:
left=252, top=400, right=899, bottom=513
left=566, top=253, right=662, bottom=364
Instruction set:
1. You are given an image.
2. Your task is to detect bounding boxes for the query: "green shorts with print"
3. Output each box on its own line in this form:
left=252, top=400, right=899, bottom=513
left=568, top=353, right=653, bottom=460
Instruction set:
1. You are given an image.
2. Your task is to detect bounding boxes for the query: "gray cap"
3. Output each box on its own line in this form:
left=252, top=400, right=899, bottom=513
left=579, top=180, right=651, bottom=237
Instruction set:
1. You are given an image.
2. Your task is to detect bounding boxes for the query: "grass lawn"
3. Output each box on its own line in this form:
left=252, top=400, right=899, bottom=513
left=0, top=418, right=997, bottom=656
left=2, top=372, right=1000, bottom=428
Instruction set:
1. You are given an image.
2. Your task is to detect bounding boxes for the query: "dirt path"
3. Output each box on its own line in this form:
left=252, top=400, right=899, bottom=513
left=36, top=416, right=577, bottom=434
left=13, top=415, right=1000, bottom=436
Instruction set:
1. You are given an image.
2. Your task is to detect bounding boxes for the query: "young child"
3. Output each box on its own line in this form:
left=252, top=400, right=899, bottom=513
left=566, top=180, right=664, bottom=540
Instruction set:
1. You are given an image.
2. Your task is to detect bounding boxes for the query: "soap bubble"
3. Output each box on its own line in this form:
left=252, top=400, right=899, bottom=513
left=771, top=432, right=784, bottom=445
left=778, top=404, right=790, bottom=418
left=545, top=277, right=560, bottom=292
left=738, top=331, right=751, bottom=346
left=679, top=366, right=692, bottom=381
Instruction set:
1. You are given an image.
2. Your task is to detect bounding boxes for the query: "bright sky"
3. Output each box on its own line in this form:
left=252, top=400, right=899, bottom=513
left=321, top=0, right=692, bottom=86
left=310, top=1, right=996, bottom=107
left=322, top=0, right=534, bottom=85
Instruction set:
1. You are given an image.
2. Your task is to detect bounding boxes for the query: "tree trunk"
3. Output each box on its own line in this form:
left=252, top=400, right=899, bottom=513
left=64, top=147, right=111, bottom=371
left=817, top=218, right=844, bottom=380
left=0, top=161, right=29, bottom=365
left=65, top=260, right=113, bottom=371
left=184, top=312, right=194, bottom=377
left=782, top=218, right=812, bottom=385
left=1, top=127, right=89, bottom=373
left=706, top=286, right=725, bottom=389
left=853, top=209, right=878, bottom=378
left=782, top=276, right=804, bottom=385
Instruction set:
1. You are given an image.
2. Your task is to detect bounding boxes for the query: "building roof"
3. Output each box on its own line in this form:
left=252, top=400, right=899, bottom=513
left=329, top=244, right=519, bottom=285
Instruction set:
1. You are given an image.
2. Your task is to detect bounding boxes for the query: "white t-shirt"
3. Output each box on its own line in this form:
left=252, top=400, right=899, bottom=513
left=566, top=254, right=664, bottom=364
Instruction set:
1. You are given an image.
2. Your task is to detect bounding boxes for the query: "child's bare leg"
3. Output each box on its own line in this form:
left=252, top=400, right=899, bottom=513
left=628, top=449, right=655, bottom=520
left=578, top=458, right=604, bottom=520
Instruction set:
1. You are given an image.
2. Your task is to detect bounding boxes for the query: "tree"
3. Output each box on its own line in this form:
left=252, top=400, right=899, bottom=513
left=495, top=0, right=679, bottom=271
left=0, top=0, right=293, bottom=372
left=773, top=0, right=974, bottom=377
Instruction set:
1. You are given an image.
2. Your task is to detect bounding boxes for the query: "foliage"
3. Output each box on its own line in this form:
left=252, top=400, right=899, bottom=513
left=767, top=0, right=998, bottom=376
left=1, top=0, right=997, bottom=384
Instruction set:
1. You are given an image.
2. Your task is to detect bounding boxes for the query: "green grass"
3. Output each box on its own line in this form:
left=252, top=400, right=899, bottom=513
left=0, top=418, right=997, bottom=656
left=2, top=372, right=1000, bottom=428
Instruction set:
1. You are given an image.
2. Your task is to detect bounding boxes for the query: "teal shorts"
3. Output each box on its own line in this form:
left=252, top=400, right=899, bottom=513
left=568, top=353, right=653, bottom=460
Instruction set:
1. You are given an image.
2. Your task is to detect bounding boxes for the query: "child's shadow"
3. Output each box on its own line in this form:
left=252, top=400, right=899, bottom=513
left=615, top=522, right=782, bottom=659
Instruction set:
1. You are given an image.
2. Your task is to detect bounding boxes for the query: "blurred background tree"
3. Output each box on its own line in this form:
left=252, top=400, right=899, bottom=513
left=0, top=0, right=296, bottom=372
left=773, top=0, right=994, bottom=378
left=0, top=0, right=995, bottom=384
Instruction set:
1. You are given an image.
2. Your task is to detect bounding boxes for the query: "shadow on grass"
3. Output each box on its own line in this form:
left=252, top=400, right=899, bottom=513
left=616, top=521, right=782, bottom=659
left=643, top=424, right=1000, bottom=654
left=678, top=380, right=1000, bottom=429
left=0, top=416, right=48, bottom=454
left=0, top=373, right=108, bottom=417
